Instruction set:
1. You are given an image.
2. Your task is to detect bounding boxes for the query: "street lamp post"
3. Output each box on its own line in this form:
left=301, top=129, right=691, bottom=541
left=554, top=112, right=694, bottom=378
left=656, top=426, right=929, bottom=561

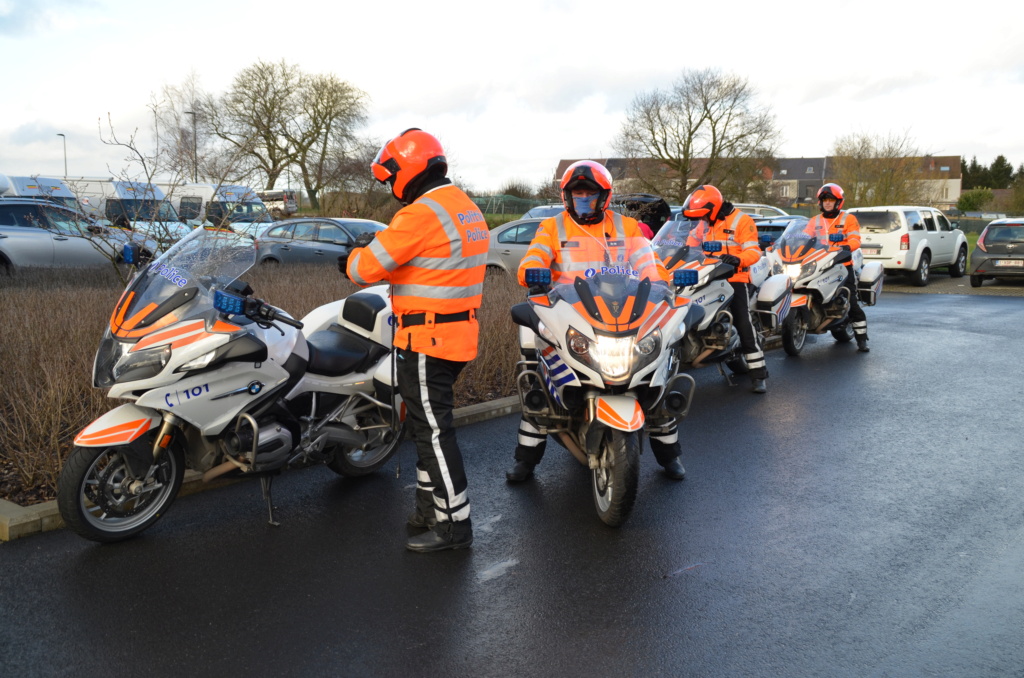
left=184, top=111, right=197, bottom=182
left=56, top=133, right=67, bottom=177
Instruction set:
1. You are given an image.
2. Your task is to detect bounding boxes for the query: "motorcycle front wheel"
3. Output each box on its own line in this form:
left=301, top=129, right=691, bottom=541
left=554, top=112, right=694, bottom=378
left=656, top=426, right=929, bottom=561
left=782, top=311, right=808, bottom=356
left=326, top=413, right=404, bottom=477
left=57, top=442, right=185, bottom=543
left=592, top=430, right=640, bottom=527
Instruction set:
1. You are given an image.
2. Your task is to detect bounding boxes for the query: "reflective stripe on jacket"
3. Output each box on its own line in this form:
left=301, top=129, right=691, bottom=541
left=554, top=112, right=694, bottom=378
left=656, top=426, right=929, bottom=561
left=804, top=211, right=862, bottom=267
left=684, top=209, right=761, bottom=283
left=346, top=184, right=489, bottom=361
left=516, top=210, right=668, bottom=286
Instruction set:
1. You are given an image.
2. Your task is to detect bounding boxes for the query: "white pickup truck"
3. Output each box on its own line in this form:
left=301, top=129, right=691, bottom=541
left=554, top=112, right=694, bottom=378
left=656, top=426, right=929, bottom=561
left=846, top=206, right=969, bottom=286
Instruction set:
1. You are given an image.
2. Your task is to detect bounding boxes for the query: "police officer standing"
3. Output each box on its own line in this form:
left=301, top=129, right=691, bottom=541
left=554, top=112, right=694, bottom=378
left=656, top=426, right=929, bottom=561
left=346, top=129, right=488, bottom=552
left=682, top=185, right=769, bottom=393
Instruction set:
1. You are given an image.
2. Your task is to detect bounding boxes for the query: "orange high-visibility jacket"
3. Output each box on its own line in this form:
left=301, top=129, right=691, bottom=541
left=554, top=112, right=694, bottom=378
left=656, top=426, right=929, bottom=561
left=346, top=184, right=489, bottom=362
left=803, top=211, right=862, bottom=267
left=684, top=209, right=762, bottom=283
left=516, top=210, right=668, bottom=286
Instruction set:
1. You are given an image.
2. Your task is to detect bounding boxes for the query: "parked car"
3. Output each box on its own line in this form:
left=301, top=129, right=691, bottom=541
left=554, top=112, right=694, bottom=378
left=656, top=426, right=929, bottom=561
left=845, top=206, right=969, bottom=286
left=487, top=218, right=544, bottom=274
left=0, top=197, right=157, bottom=272
left=969, top=219, right=1024, bottom=287
left=256, top=217, right=386, bottom=265
left=734, top=203, right=790, bottom=218
left=256, top=189, right=299, bottom=219
left=521, top=204, right=564, bottom=219
left=755, top=215, right=808, bottom=249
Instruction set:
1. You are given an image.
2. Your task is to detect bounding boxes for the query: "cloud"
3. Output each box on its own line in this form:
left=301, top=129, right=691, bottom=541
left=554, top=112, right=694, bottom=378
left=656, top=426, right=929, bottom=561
left=0, top=0, right=91, bottom=36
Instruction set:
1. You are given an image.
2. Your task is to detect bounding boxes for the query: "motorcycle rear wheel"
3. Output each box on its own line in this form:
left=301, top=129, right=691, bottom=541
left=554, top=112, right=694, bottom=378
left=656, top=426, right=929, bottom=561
left=57, top=442, right=184, bottom=543
left=782, top=311, right=808, bottom=356
left=831, top=322, right=855, bottom=343
left=326, top=415, right=404, bottom=477
left=592, top=430, right=640, bottom=527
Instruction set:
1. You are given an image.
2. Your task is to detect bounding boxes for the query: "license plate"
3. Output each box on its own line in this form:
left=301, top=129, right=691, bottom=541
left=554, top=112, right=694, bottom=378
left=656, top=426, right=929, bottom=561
left=862, top=247, right=880, bottom=255
left=994, top=259, right=1024, bottom=267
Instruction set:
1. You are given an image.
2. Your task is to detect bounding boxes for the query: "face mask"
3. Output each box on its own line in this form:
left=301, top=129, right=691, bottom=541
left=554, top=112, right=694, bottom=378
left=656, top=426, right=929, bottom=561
left=573, top=195, right=597, bottom=216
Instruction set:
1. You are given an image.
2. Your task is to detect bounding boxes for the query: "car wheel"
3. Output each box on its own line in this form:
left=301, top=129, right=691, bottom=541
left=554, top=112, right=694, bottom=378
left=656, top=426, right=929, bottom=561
left=949, top=246, right=968, bottom=278
left=0, top=255, right=11, bottom=277
left=910, top=252, right=930, bottom=287
left=260, top=257, right=280, bottom=266
left=969, top=274, right=983, bottom=288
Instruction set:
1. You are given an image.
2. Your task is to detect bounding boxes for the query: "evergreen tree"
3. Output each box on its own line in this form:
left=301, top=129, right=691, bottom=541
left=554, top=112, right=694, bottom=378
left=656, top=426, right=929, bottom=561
left=990, top=155, right=1014, bottom=189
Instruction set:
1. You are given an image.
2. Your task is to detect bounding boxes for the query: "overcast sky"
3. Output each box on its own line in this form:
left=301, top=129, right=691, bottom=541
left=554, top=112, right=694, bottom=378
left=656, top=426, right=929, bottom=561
left=2, top=0, right=1021, bottom=193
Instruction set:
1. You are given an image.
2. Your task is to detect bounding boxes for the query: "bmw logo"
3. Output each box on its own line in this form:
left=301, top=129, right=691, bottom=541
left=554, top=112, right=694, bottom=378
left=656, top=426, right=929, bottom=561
left=247, top=381, right=264, bottom=395
left=585, top=268, right=596, bottom=277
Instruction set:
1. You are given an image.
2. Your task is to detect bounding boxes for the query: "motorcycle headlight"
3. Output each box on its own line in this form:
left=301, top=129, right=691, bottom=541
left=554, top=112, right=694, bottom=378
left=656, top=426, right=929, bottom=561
left=786, top=261, right=817, bottom=283
left=112, top=345, right=172, bottom=383
left=591, top=334, right=634, bottom=379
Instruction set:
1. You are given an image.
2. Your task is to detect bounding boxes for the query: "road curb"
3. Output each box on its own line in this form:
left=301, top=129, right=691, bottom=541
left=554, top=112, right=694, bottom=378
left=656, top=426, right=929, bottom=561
left=0, top=395, right=523, bottom=542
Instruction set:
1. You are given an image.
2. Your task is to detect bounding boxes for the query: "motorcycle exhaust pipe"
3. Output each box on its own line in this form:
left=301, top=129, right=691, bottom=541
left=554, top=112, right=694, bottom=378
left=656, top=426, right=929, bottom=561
left=557, top=432, right=589, bottom=467
left=203, top=456, right=246, bottom=483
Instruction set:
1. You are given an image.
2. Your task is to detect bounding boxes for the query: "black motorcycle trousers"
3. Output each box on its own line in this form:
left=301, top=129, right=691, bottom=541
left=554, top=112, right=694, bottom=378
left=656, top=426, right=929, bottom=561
left=514, top=416, right=681, bottom=467
left=729, top=282, right=767, bottom=379
left=842, top=269, right=868, bottom=337
left=395, top=348, right=470, bottom=523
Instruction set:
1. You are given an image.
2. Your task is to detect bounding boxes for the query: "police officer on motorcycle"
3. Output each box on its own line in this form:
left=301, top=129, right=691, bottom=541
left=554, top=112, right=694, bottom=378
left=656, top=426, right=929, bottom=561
left=804, top=183, right=869, bottom=352
left=682, top=185, right=769, bottom=393
left=505, top=161, right=687, bottom=482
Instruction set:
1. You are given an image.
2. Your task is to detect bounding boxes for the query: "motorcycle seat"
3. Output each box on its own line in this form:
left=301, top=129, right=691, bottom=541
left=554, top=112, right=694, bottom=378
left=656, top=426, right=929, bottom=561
left=306, top=323, right=388, bottom=377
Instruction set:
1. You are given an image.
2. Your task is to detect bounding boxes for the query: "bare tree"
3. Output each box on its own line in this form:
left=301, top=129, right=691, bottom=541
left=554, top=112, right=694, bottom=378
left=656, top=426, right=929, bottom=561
left=614, top=69, right=781, bottom=203
left=285, top=73, right=368, bottom=210
left=827, top=132, right=934, bottom=207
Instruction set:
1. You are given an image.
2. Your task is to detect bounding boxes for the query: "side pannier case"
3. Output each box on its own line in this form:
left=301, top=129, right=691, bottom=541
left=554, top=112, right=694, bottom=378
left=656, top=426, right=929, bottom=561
left=754, top=274, right=794, bottom=331
left=858, top=261, right=884, bottom=306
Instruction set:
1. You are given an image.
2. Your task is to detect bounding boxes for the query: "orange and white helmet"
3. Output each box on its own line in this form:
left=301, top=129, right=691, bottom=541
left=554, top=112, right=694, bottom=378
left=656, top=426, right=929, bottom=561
left=682, top=185, right=725, bottom=222
left=560, top=160, right=613, bottom=225
left=371, top=128, right=447, bottom=203
left=817, top=183, right=845, bottom=210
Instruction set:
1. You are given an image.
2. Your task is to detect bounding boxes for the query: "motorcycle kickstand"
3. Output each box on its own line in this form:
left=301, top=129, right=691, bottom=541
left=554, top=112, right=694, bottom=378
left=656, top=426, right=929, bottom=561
left=259, top=474, right=281, bottom=527
left=717, top=362, right=739, bottom=387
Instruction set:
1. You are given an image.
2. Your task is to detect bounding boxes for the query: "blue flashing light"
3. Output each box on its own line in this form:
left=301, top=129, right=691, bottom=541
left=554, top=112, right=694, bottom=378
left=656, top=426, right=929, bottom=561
left=702, top=240, right=723, bottom=253
left=122, top=243, right=139, bottom=264
left=524, top=268, right=552, bottom=286
left=829, top=232, right=844, bottom=242
left=214, top=290, right=245, bottom=315
left=673, top=269, right=699, bottom=286
left=759, top=233, right=773, bottom=243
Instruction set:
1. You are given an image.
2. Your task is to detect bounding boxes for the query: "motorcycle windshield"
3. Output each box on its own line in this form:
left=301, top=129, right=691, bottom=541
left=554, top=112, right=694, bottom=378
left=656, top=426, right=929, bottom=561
left=108, top=226, right=256, bottom=342
left=772, top=219, right=826, bottom=263
left=650, top=219, right=705, bottom=270
left=547, top=236, right=672, bottom=333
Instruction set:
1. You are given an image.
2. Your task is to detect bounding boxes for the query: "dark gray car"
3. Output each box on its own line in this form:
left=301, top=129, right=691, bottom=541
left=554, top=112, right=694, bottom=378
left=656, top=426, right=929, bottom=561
left=256, top=217, right=387, bottom=265
left=0, top=198, right=157, bottom=272
left=969, top=219, right=1024, bottom=287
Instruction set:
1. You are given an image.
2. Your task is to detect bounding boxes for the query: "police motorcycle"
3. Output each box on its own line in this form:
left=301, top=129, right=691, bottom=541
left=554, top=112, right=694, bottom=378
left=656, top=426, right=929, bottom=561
left=57, top=226, right=404, bottom=542
left=767, top=219, right=883, bottom=355
left=511, top=236, right=698, bottom=527
left=650, top=220, right=794, bottom=373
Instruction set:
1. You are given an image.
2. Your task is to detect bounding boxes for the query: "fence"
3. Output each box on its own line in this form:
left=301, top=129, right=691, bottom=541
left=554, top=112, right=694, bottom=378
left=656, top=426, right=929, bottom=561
left=475, top=194, right=546, bottom=216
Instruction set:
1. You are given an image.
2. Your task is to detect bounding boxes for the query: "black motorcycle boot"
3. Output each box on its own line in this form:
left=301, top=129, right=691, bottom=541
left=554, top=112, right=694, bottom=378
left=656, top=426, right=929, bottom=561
left=505, top=460, right=536, bottom=483
left=856, top=335, right=870, bottom=352
left=406, top=519, right=473, bottom=553
left=751, top=378, right=767, bottom=394
left=407, top=489, right=437, bottom=529
left=661, top=457, right=686, bottom=480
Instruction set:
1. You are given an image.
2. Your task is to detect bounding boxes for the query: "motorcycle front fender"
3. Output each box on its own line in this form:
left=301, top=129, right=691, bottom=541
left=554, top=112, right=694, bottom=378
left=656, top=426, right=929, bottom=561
left=593, top=395, right=644, bottom=432
left=74, top=403, right=163, bottom=448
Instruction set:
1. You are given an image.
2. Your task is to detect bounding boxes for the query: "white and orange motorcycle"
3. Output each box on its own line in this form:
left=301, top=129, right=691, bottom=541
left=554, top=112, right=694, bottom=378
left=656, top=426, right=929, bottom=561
left=57, top=227, right=404, bottom=542
left=512, top=236, right=698, bottom=527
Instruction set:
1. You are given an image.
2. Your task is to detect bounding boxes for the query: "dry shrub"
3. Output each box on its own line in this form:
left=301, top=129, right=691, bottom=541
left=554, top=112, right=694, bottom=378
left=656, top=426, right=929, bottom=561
left=0, top=263, right=525, bottom=504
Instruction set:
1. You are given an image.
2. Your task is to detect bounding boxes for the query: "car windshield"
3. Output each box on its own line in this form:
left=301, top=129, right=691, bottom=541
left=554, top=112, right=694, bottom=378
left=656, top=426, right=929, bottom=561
left=524, top=206, right=564, bottom=218
left=853, top=211, right=901, bottom=233
left=344, top=220, right=387, bottom=237
left=208, top=201, right=272, bottom=223
left=108, top=199, right=180, bottom=222
left=983, top=224, right=1024, bottom=244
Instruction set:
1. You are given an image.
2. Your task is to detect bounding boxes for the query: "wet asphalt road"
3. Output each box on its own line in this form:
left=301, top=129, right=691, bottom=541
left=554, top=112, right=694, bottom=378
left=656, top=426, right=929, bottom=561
left=2, top=292, right=1024, bottom=678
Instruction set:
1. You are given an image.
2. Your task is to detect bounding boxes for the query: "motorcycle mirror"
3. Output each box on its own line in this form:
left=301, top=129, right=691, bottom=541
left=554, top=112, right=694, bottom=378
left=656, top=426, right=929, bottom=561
left=524, top=267, right=552, bottom=287
left=673, top=269, right=698, bottom=287
left=702, top=240, right=723, bottom=253
left=213, top=290, right=246, bottom=315
left=829, top=233, right=844, bottom=243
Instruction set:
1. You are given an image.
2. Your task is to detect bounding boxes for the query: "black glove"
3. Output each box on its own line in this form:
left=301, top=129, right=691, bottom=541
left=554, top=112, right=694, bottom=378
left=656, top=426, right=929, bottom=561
left=352, top=232, right=377, bottom=249
left=337, top=255, right=349, bottom=273
left=839, top=245, right=851, bottom=252
left=718, top=253, right=741, bottom=267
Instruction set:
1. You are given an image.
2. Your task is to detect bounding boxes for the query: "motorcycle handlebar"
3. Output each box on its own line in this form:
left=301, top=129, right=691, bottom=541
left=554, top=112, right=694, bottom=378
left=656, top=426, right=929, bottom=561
left=245, top=298, right=304, bottom=329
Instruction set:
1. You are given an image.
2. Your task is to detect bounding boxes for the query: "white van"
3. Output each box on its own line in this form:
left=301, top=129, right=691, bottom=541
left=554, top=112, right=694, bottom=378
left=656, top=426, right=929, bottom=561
left=846, top=206, right=969, bottom=287
left=158, top=182, right=273, bottom=235
left=54, top=177, right=191, bottom=245
left=0, top=174, right=80, bottom=210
